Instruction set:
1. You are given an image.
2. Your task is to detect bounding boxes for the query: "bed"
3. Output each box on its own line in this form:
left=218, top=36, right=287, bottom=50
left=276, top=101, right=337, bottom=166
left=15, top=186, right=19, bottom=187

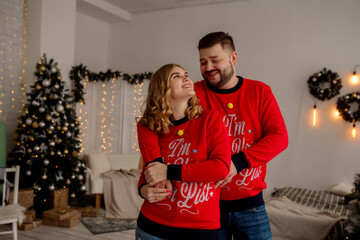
left=267, top=186, right=351, bottom=240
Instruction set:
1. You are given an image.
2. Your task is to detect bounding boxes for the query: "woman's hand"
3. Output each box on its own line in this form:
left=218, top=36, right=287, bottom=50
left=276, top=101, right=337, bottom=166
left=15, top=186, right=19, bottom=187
left=153, top=180, right=173, bottom=192
left=140, top=183, right=172, bottom=203
left=144, top=162, right=168, bottom=186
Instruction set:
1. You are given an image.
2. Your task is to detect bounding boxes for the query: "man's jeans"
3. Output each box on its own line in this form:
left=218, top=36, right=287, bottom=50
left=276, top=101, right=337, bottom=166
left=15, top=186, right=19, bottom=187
left=219, top=204, right=272, bottom=240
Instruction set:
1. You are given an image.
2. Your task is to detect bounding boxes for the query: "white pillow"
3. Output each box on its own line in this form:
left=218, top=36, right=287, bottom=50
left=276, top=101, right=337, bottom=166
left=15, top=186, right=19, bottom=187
left=329, top=182, right=354, bottom=196
left=87, top=151, right=111, bottom=176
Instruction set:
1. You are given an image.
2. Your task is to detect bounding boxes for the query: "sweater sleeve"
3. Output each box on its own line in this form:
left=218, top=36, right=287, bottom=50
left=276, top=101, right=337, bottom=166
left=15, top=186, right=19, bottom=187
left=242, top=85, right=288, bottom=168
left=137, top=122, right=162, bottom=188
left=176, top=111, right=231, bottom=182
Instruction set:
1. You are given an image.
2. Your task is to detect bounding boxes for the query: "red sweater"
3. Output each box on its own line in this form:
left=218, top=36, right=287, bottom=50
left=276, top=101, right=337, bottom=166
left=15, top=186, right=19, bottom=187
left=137, top=110, right=231, bottom=233
left=194, top=77, right=288, bottom=210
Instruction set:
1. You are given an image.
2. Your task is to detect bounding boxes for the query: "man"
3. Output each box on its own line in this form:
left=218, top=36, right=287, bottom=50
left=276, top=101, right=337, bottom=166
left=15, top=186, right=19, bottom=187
left=195, top=31, right=288, bottom=240
left=142, top=31, right=288, bottom=240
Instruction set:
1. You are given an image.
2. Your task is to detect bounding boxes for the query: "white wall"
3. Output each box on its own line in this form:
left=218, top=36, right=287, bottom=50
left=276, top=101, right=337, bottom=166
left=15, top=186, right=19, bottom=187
left=107, top=0, right=360, bottom=191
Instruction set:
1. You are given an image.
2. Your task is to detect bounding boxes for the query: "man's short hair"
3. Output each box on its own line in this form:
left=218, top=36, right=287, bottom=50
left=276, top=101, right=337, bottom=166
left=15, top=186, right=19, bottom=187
left=198, top=31, right=235, bottom=52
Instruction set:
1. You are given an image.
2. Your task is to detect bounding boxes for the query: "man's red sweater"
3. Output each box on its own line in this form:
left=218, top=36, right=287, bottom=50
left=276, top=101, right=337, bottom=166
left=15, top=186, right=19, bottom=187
left=194, top=77, right=288, bottom=211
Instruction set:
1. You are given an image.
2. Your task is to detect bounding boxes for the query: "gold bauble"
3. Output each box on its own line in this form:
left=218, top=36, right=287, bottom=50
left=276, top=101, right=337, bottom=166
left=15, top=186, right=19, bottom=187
left=32, top=122, right=39, bottom=128
left=39, top=65, right=46, bottom=72
left=46, top=115, right=52, bottom=121
left=57, top=138, right=62, bottom=143
left=27, top=148, right=32, bottom=153
left=62, top=126, right=68, bottom=132
left=57, top=75, right=62, bottom=80
left=49, top=94, right=54, bottom=100
left=65, top=103, right=71, bottom=110
left=56, top=126, right=61, bottom=130
left=48, top=130, right=53, bottom=134
left=72, top=150, right=78, bottom=158
left=35, top=84, right=41, bottom=90
left=24, top=107, right=29, bottom=114
left=70, top=193, right=75, bottom=198
left=50, top=151, right=55, bottom=156
left=64, top=149, right=69, bottom=154
left=29, top=136, right=34, bottom=141
left=70, top=123, right=75, bottom=128
left=66, top=179, right=71, bottom=185
left=21, top=124, right=26, bottom=128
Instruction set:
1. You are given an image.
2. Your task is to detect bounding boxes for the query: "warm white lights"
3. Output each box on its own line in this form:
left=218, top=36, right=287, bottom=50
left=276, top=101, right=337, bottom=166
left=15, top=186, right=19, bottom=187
left=352, top=123, right=357, bottom=138
left=312, top=104, right=317, bottom=127
left=350, top=65, right=360, bottom=85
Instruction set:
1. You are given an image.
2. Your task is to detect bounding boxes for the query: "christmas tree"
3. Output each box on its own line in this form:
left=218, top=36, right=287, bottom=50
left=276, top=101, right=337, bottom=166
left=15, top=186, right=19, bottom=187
left=10, top=54, right=86, bottom=212
left=346, top=173, right=360, bottom=239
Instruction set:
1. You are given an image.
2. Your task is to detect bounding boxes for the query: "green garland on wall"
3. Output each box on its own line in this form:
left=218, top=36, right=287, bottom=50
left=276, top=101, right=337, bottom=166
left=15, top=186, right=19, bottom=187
left=69, top=64, right=152, bottom=103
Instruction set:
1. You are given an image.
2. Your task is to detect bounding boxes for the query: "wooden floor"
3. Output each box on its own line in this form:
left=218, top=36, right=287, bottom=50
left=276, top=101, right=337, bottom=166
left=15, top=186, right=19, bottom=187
left=0, top=221, right=135, bottom=240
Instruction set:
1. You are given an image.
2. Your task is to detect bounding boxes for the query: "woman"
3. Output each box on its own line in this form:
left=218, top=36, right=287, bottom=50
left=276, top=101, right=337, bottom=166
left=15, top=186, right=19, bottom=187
left=136, top=63, right=231, bottom=240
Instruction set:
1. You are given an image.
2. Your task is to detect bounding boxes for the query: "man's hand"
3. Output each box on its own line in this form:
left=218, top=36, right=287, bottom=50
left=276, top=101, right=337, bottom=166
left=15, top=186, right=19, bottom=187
left=144, top=162, right=167, bottom=186
left=140, top=184, right=172, bottom=203
left=214, top=160, right=237, bottom=188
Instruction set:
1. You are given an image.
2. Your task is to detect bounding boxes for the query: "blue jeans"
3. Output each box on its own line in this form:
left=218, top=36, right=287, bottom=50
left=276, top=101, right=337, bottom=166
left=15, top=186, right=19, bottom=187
left=219, top=205, right=272, bottom=240
left=135, top=226, right=167, bottom=240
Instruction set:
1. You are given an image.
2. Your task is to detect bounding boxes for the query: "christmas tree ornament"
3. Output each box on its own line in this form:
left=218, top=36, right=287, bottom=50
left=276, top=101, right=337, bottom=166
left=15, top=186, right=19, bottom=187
left=56, top=125, right=61, bottom=130
left=43, top=159, right=49, bottom=165
left=65, top=103, right=71, bottom=110
left=50, top=150, right=55, bottom=156
left=29, top=136, right=34, bottom=141
left=70, top=193, right=75, bottom=198
left=42, top=79, right=51, bottom=87
left=49, top=125, right=54, bottom=131
left=39, top=121, right=45, bottom=128
left=51, top=67, right=57, bottom=73
left=56, top=105, right=64, bottom=112
left=39, top=65, right=46, bottom=72
left=66, top=179, right=71, bottom=185
left=48, top=184, right=55, bottom=191
left=32, top=122, right=39, bottom=128
left=27, top=148, right=32, bottom=153
left=35, top=84, right=42, bottom=90
left=54, top=84, right=59, bottom=89
left=26, top=160, right=32, bottom=165
left=42, top=172, right=47, bottom=180
left=25, top=118, right=32, bottom=125
left=45, top=115, right=52, bottom=121
left=80, top=185, right=86, bottom=191
left=26, top=170, right=31, bottom=176
left=34, top=145, right=40, bottom=151
left=66, top=132, right=72, bottom=138
left=39, top=107, right=45, bottom=113
left=63, top=149, right=68, bottom=154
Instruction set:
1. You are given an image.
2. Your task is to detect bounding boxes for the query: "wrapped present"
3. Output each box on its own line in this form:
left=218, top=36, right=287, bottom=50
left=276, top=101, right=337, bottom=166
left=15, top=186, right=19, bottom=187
left=23, top=209, right=35, bottom=224
left=78, top=206, right=99, bottom=217
left=9, top=188, right=34, bottom=209
left=43, top=207, right=78, bottom=221
left=43, top=211, right=81, bottom=228
left=19, top=219, right=43, bottom=231
left=51, top=188, right=69, bottom=208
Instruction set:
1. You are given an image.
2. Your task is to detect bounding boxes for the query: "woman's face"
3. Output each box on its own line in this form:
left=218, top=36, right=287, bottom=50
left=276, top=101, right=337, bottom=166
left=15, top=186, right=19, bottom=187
left=168, top=66, right=195, bottom=103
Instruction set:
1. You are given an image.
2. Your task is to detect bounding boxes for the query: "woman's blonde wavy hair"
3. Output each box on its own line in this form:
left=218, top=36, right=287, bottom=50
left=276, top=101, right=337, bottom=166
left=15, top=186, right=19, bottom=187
left=139, top=63, right=202, bottom=134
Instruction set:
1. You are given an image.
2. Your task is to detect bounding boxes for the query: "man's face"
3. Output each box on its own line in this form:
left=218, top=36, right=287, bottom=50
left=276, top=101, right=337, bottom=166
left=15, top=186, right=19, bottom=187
left=199, top=43, right=237, bottom=89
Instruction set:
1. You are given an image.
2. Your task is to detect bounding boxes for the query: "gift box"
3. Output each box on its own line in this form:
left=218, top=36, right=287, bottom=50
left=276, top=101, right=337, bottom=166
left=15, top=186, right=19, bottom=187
left=43, top=208, right=81, bottom=228
left=9, top=188, right=34, bottom=209
left=43, top=211, right=81, bottom=228
left=51, top=188, right=69, bottom=208
left=23, top=209, right=35, bottom=224
left=78, top=206, right=99, bottom=217
left=19, top=219, right=43, bottom=231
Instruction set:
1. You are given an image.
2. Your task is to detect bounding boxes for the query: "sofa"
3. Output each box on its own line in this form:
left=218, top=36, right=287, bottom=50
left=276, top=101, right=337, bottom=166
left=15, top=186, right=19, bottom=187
left=84, top=151, right=142, bottom=208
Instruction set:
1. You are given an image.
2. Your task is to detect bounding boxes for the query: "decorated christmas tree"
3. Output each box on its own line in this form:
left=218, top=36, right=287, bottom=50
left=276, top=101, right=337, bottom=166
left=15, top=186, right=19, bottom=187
left=346, top=173, right=360, bottom=239
left=10, top=55, right=86, bottom=212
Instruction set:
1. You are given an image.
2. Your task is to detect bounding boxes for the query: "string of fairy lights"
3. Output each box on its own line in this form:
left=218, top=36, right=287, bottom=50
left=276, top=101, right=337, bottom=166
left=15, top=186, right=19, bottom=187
left=0, top=0, right=27, bottom=122
left=132, top=82, right=145, bottom=151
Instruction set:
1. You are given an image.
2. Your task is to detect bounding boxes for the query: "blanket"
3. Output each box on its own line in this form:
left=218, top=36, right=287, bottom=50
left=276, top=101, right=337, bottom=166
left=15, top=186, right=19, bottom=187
left=102, top=169, right=144, bottom=219
left=267, top=197, right=345, bottom=240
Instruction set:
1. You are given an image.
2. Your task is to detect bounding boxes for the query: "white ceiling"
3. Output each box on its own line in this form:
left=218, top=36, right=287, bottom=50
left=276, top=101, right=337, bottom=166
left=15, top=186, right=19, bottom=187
left=102, top=0, right=248, bottom=14
left=77, top=0, right=249, bottom=23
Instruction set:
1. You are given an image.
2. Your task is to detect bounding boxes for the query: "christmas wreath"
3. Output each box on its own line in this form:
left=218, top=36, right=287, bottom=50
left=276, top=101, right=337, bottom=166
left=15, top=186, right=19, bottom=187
left=336, top=91, right=360, bottom=123
left=307, top=68, right=342, bottom=101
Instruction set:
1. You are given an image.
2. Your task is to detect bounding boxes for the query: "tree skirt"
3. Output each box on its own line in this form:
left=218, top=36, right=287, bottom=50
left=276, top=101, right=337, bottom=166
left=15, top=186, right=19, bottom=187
left=81, top=209, right=137, bottom=235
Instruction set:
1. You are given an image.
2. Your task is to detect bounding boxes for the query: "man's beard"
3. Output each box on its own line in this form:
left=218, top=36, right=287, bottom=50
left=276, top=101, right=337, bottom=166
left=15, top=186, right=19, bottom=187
left=203, top=62, right=234, bottom=88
